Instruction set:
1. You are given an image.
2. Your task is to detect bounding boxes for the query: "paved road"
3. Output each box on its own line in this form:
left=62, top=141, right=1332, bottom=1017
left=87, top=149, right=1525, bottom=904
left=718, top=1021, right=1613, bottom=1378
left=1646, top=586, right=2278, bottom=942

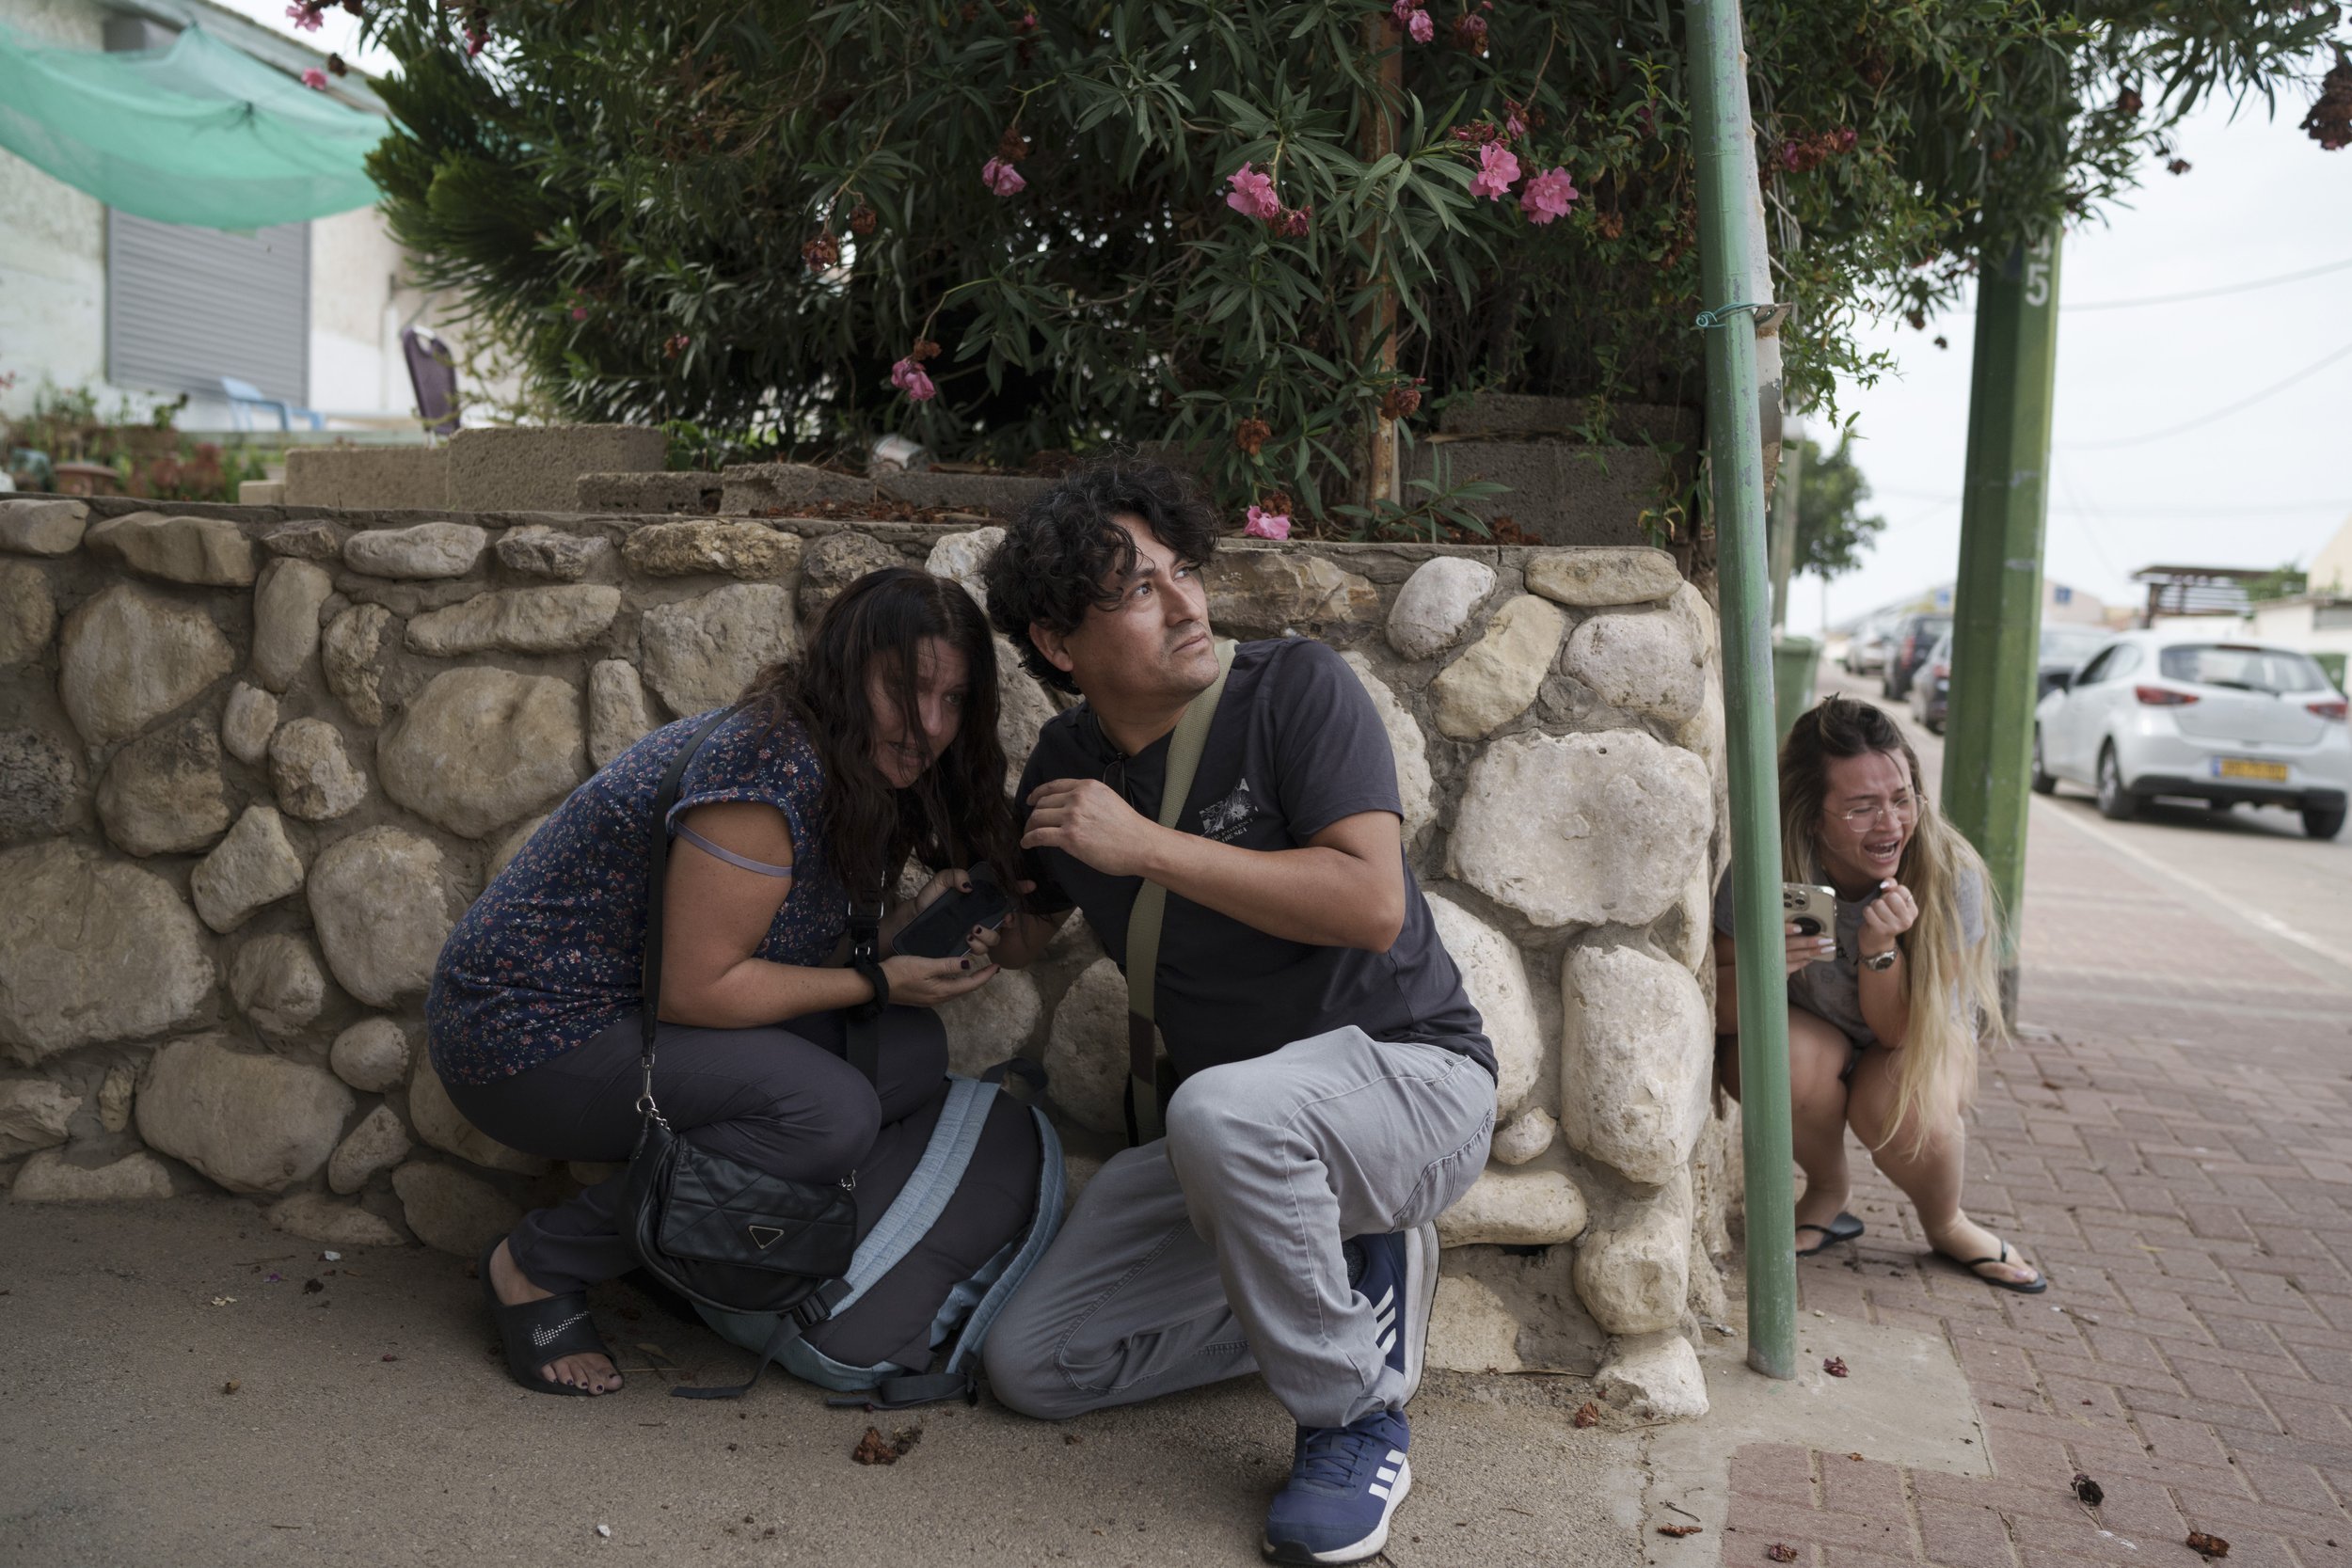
left=1719, top=671, right=2352, bottom=1568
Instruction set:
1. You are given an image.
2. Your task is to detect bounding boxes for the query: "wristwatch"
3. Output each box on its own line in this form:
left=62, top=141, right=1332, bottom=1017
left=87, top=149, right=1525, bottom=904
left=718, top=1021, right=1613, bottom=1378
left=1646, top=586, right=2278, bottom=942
left=1861, top=947, right=1899, bottom=972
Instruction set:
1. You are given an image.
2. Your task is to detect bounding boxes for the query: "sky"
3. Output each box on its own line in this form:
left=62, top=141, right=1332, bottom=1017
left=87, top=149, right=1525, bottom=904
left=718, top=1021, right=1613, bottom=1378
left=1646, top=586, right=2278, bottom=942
left=1795, top=88, right=2352, bottom=637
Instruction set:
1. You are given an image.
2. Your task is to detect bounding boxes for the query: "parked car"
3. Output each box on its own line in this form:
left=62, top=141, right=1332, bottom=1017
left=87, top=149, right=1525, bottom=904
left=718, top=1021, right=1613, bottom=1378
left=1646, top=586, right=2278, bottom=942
left=2037, top=626, right=2116, bottom=700
left=1881, top=613, right=1951, bottom=700
left=1910, top=630, right=1954, bottom=732
left=2031, top=632, right=2350, bottom=839
left=1843, top=616, right=1898, bottom=674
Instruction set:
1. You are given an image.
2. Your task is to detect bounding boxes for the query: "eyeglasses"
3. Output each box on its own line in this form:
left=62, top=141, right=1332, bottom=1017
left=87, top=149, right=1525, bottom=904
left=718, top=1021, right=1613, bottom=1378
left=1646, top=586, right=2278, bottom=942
left=1835, top=794, right=1918, bottom=828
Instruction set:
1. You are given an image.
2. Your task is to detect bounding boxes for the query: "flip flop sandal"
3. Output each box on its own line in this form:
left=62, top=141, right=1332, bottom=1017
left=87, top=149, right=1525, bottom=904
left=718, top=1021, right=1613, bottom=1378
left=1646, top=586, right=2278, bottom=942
left=1939, top=1238, right=2048, bottom=1295
left=479, top=1240, right=619, bottom=1396
left=1794, top=1212, right=1866, bottom=1257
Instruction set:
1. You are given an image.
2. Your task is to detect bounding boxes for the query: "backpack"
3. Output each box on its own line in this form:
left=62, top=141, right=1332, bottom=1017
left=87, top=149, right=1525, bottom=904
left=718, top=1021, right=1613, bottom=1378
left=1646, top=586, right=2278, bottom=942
left=691, top=1068, right=1064, bottom=1409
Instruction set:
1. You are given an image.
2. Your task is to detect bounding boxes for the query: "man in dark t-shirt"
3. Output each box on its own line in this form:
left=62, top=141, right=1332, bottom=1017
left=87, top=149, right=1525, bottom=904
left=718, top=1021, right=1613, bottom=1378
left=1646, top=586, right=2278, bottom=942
left=977, top=462, right=1495, bottom=1567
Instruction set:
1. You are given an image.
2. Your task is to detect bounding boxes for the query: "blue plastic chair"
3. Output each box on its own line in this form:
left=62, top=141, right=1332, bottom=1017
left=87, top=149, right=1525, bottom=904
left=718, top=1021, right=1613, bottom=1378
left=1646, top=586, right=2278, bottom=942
left=219, top=376, right=325, bottom=433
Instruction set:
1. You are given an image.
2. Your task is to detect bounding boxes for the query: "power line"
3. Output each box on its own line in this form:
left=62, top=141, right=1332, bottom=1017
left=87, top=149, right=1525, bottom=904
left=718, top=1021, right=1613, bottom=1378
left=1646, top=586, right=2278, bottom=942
left=2060, top=338, right=2352, bottom=451
left=2062, top=255, right=2352, bottom=311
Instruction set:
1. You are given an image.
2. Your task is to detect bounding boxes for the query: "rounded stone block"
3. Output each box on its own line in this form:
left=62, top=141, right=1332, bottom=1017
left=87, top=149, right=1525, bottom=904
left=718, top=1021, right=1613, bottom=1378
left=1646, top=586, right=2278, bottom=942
left=219, top=683, right=279, bottom=766
left=1386, top=556, right=1496, bottom=660
left=378, top=667, right=586, bottom=839
left=1421, top=892, right=1540, bottom=1120
left=497, top=523, right=612, bottom=580
left=1206, top=551, right=1379, bottom=638
left=392, top=1160, right=523, bottom=1258
left=796, top=531, right=900, bottom=622
left=0, top=842, right=215, bottom=1065
left=249, top=558, right=335, bottom=692
left=937, top=968, right=1043, bottom=1080
left=1340, top=653, right=1436, bottom=846
left=0, top=497, right=88, bottom=556
left=407, top=1053, right=551, bottom=1176
left=343, top=521, right=488, bottom=579
left=405, top=584, right=622, bottom=657
left=926, top=527, right=1004, bottom=609
left=308, top=827, right=454, bottom=1009
left=1448, top=729, right=1710, bottom=928
left=9, top=1148, right=175, bottom=1201
left=587, top=660, right=655, bottom=768
left=95, top=715, right=232, bottom=856
left=135, top=1033, right=356, bottom=1196
left=1490, top=1104, right=1558, bottom=1166
left=228, top=932, right=329, bottom=1036
left=328, top=1103, right=415, bottom=1195
left=267, top=1191, right=408, bottom=1248
left=1524, top=546, right=1681, bottom=608
left=1572, top=1171, right=1692, bottom=1337
left=321, top=603, right=392, bottom=726
left=85, top=510, right=257, bottom=586
left=1435, top=1162, right=1589, bottom=1247
left=1428, top=594, right=1566, bottom=739
left=641, top=583, right=795, bottom=718
left=0, top=1078, right=78, bottom=1158
left=190, top=805, right=306, bottom=933
left=0, top=561, right=55, bottom=665
left=1562, top=608, right=1707, bottom=723
left=623, top=519, right=802, bottom=579
left=59, top=584, right=235, bottom=748
left=330, top=1018, right=414, bottom=1094
left=1596, top=1331, right=1708, bottom=1419
left=269, top=717, right=369, bottom=822
left=1042, top=958, right=1128, bottom=1135
left=1560, top=944, right=1712, bottom=1186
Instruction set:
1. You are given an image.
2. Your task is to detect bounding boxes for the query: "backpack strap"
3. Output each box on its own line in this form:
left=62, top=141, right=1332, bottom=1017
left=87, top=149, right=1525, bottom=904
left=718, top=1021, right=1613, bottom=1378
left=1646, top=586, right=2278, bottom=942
left=1122, top=640, right=1234, bottom=1146
left=832, top=1101, right=1066, bottom=1412
left=827, top=1076, right=994, bottom=1321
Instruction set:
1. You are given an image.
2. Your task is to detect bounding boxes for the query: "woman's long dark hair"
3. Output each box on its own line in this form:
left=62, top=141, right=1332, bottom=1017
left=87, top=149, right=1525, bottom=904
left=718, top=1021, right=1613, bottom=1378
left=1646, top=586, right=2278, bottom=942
left=739, top=566, right=1021, bottom=904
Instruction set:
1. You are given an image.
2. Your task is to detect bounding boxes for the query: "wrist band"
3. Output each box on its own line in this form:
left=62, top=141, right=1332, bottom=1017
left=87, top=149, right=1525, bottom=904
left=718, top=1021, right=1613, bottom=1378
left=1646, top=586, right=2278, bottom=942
left=851, top=958, right=889, bottom=1018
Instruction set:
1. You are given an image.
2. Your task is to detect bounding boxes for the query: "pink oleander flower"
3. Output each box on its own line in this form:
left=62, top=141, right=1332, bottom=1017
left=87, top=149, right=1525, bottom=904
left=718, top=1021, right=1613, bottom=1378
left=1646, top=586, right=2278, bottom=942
left=890, top=357, right=938, bottom=403
left=285, top=3, right=324, bottom=32
left=1469, top=141, right=1521, bottom=200
left=1244, top=506, right=1292, bottom=541
left=301, top=67, right=328, bottom=89
left=1519, top=166, right=1578, bottom=225
left=1278, top=204, right=1312, bottom=238
left=981, top=157, right=1026, bottom=197
left=1503, top=101, right=1529, bottom=140
left=1406, top=8, right=1434, bottom=42
left=1225, top=162, right=1281, bottom=223
left=569, top=305, right=588, bottom=321
left=1391, top=0, right=1420, bottom=24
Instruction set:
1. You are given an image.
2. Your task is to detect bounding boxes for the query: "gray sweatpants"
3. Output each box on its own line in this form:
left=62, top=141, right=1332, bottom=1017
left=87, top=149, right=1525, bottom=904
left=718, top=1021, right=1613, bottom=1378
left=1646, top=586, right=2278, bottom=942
left=981, top=1028, right=1495, bottom=1432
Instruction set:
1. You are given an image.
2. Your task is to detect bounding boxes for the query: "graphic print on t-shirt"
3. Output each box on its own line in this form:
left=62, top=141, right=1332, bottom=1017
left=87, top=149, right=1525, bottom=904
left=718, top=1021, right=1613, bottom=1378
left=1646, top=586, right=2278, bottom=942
left=1198, top=778, right=1263, bottom=844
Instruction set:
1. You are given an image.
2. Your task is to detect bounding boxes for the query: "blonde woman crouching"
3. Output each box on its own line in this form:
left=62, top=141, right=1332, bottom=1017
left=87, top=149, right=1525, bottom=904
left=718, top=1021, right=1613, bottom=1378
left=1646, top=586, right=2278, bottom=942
left=1711, top=695, right=2044, bottom=1292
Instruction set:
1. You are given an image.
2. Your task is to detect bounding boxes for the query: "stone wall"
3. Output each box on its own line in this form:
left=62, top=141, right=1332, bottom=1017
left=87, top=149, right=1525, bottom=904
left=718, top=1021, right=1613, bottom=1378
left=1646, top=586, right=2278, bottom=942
left=0, top=491, right=1738, bottom=1418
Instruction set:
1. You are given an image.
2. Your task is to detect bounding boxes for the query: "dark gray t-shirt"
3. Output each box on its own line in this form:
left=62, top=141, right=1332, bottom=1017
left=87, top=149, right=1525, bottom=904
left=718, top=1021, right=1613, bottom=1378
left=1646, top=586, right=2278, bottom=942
left=1018, top=638, right=1493, bottom=1082
left=1711, top=868, right=1983, bottom=1048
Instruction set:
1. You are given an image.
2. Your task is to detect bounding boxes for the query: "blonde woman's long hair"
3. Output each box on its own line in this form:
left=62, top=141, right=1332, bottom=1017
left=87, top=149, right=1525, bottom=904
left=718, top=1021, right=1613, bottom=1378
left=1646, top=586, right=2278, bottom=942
left=1778, top=697, right=2009, bottom=1150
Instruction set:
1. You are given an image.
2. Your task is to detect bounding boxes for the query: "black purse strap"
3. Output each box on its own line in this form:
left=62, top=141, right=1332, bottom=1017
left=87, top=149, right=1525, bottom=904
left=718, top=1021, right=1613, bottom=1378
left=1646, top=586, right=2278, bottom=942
left=639, top=708, right=739, bottom=1127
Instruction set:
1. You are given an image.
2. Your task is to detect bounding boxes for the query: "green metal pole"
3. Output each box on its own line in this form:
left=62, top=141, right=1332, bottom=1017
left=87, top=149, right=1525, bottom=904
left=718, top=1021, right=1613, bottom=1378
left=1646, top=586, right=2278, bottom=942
left=1686, top=0, right=1797, bottom=1382
left=1942, top=232, right=2062, bottom=1021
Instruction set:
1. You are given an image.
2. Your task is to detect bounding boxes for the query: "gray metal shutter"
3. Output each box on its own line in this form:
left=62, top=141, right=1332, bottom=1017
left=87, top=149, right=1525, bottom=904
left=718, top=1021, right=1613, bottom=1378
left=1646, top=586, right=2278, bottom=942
left=106, top=211, right=311, bottom=404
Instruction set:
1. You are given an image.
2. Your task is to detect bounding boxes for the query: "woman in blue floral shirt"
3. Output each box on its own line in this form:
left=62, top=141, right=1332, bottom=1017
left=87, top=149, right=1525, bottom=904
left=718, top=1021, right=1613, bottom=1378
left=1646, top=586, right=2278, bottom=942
left=429, top=567, right=1024, bottom=1396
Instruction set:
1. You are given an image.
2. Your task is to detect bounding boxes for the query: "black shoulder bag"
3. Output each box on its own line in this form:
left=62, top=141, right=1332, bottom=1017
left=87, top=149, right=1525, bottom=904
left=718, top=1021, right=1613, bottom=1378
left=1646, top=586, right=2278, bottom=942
left=617, top=709, right=885, bottom=1357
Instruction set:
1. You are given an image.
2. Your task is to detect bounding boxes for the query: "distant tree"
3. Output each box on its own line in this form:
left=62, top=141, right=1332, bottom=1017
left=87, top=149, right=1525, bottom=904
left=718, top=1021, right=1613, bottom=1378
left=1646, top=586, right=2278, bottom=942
left=2243, top=564, right=2309, bottom=602
left=1794, top=435, right=1883, bottom=581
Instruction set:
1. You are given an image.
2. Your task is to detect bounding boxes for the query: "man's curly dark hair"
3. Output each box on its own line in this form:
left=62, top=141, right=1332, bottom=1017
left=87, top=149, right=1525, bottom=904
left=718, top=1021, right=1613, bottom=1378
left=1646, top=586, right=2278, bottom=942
left=982, top=457, right=1221, bottom=694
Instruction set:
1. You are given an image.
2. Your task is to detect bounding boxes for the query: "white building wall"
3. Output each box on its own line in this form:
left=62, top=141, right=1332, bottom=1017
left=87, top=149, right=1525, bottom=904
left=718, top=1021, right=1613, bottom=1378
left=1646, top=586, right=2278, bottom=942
left=1, top=0, right=484, bottom=432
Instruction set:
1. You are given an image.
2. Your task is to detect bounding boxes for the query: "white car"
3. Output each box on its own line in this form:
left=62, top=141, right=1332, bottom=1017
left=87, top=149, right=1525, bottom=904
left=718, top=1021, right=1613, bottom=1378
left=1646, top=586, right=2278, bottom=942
left=2032, top=631, right=2350, bottom=839
left=1842, top=618, right=1897, bottom=674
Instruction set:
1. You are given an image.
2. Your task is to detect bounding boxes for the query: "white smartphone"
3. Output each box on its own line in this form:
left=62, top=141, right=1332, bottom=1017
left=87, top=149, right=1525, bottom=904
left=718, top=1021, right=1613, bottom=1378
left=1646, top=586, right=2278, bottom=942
left=1780, top=882, right=1837, bottom=939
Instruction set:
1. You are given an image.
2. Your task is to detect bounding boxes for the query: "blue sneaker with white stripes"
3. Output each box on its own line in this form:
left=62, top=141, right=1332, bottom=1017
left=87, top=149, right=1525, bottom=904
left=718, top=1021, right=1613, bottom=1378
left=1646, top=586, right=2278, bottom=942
left=1343, top=1223, right=1438, bottom=1402
left=1262, top=1408, right=1412, bottom=1564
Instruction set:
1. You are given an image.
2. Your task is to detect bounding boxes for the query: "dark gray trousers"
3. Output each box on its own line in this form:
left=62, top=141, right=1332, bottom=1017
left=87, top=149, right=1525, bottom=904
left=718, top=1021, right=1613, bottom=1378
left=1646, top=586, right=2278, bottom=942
left=446, top=1006, right=947, bottom=1295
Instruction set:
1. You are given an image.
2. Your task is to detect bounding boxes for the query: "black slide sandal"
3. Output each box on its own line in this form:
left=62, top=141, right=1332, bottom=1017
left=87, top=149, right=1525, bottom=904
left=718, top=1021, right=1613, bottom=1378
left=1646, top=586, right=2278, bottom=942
left=1795, top=1212, right=1866, bottom=1257
left=1939, top=1238, right=2048, bottom=1294
left=479, top=1241, right=618, bottom=1396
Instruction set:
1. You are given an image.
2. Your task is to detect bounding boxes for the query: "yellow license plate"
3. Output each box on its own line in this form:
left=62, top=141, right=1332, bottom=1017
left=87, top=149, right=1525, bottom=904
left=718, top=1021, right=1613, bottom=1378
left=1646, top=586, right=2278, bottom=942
left=2215, top=757, right=2288, bottom=783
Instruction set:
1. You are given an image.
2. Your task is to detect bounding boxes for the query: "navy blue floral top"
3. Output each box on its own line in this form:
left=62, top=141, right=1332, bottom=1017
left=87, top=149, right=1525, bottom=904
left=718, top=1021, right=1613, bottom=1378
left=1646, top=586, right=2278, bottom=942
left=427, top=709, right=849, bottom=1085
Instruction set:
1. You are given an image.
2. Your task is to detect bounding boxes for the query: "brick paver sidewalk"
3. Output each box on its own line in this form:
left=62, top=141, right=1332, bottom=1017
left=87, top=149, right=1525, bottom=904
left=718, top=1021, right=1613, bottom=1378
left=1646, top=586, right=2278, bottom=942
left=1715, top=810, right=2352, bottom=1568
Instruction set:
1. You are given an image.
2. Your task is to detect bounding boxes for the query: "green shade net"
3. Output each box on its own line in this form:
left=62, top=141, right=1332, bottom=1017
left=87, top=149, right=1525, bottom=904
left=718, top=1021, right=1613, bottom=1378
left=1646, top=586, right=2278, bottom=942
left=0, top=21, right=382, bottom=230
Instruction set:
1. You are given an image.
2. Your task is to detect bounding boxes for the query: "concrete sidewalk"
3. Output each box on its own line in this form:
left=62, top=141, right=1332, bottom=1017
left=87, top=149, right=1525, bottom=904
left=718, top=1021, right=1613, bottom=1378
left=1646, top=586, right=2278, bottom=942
left=1715, top=682, right=2352, bottom=1568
